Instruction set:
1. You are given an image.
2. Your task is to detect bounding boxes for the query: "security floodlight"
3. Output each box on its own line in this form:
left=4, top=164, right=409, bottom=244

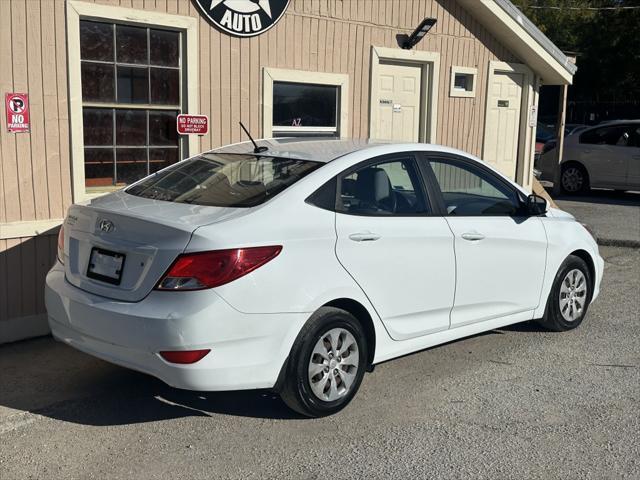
left=401, top=18, right=437, bottom=50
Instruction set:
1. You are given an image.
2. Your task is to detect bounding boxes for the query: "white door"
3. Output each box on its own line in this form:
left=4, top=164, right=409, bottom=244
left=335, top=154, right=455, bottom=341
left=428, top=156, right=547, bottom=328
left=375, top=62, right=422, bottom=142
left=484, top=72, right=523, bottom=180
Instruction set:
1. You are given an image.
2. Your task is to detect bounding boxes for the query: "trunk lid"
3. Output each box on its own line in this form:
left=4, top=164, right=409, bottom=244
left=63, top=190, right=247, bottom=302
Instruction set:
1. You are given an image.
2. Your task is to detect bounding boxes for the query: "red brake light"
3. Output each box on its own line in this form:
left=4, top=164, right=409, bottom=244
left=159, top=349, right=211, bottom=364
left=57, top=225, right=65, bottom=264
left=155, top=246, right=282, bottom=291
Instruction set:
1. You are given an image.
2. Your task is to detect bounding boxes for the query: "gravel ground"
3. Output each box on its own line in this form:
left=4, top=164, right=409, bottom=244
left=0, top=246, right=638, bottom=479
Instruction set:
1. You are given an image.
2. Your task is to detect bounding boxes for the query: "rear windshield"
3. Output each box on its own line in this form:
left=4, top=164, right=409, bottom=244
left=125, top=153, right=322, bottom=207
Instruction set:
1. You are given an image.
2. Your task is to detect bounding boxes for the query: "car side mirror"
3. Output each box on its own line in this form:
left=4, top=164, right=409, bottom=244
left=526, top=194, right=548, bottom=216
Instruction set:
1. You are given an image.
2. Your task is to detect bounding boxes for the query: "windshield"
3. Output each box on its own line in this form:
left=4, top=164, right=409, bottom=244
left=125, top=153, right=322, bottom=207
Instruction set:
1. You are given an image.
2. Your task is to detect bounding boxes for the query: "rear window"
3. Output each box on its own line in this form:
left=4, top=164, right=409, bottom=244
left=125, top=153, right=322, bottom=207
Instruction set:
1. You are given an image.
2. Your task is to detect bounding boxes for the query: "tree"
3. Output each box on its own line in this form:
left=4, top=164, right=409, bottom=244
left=513, top=0, right=640, bottom=103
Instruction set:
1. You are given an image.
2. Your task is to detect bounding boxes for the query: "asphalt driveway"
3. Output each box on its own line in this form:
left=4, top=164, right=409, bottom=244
left=1, top=246, right=639, bottom=479
left=550, top=189, right=640, bottom=247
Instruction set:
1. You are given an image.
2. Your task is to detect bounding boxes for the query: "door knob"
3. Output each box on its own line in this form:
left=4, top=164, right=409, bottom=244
left=349, top=232, right=381, bottom=242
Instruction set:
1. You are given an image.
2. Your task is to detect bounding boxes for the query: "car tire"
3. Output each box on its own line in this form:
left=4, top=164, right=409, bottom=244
left=279, top=307, right=368, bottom=417
left=560, top=163, right=589, bottom=194
left=538, top=255, right=593, bottom=332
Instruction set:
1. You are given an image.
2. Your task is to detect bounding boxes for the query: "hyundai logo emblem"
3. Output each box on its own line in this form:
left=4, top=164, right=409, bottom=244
left=99, top=219, right=114, bottom=233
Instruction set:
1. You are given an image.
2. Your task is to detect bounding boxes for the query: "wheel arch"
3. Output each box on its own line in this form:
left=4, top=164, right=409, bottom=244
left=569, top=249, right=596, bottom=290
left=322, top=298, right=376, bottom=368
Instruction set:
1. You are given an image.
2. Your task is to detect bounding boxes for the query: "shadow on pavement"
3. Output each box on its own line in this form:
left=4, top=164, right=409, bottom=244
left=0, top=337, right=302, bottom=426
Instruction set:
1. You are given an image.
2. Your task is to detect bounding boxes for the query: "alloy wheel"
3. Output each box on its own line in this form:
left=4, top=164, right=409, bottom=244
left=561, top=167, right=584, bottom=192
left=307, top=328, right=360, bottom=402
left=559, top=268, right=588, bottom=322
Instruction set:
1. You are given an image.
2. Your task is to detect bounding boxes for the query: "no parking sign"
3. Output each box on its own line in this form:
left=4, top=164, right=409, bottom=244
left=5, top=93, right=30, bottom=133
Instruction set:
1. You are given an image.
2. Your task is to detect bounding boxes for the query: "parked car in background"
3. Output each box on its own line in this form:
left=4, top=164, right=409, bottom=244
left=536, top=122, right=556, bottom=156
left=539, top=123, right=589, bottom=159
left=46, top=138, right=603, bottom=417
left=537, top=120, right=640, bottom=193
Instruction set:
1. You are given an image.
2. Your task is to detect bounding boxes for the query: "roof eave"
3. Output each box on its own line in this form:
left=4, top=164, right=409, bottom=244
left=458, top=0, right=575, bottom=85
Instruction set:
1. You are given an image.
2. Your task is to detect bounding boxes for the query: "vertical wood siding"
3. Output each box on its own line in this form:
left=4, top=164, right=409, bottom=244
left=0, top=0, right=519, bottom=337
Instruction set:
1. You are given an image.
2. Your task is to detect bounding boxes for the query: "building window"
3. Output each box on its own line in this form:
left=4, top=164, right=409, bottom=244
left=449, top=66, right=477, bottom=98
left=263, top=68, right=349, bottom=139
left=80, top=20, right=183, bottom=190
left=273, top=82, right=339, bottom=137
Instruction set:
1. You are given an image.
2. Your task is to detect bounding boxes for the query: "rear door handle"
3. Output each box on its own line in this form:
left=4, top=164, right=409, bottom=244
left=461, top=232, right=485, bottom=241
left=349, top=232, right=381, bottom=242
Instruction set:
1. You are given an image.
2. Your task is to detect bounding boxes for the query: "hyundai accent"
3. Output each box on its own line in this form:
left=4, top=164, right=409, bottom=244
left=45, top=138, right=603, bottom=417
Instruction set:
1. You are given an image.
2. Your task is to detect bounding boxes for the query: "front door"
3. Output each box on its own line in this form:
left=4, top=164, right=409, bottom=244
left=427, top=156, right=547, bottom=328
left=484, top=71, right=523, bottom=180
left=334, top=153, right=455, bottom=341
left=375, top=62, right=422, bottom=142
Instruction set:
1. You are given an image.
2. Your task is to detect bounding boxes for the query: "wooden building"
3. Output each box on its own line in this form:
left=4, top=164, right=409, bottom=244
left=0, top=0, right=575, bottom=343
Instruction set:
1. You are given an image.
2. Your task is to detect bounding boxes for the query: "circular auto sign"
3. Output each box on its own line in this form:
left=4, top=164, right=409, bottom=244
left=195, top=0, right=290, bottom=38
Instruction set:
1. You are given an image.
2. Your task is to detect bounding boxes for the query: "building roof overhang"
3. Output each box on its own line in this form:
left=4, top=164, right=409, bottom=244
left=458, top=0, right=576, bottom=85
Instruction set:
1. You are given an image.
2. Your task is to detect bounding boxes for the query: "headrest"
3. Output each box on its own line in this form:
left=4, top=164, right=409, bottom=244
left=355, top=167, right=392, bottom=203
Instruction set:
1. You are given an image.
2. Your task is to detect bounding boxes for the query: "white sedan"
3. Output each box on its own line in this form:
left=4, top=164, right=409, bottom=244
left=46, top=139, right=603, bottom=417
left=537, top=120, right=640, bottom=193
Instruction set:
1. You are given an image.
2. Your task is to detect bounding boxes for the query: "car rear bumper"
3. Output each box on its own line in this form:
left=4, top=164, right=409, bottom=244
left=44, top=261, right=309, bottom=391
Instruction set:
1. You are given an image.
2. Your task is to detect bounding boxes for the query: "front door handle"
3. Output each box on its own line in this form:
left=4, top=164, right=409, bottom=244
left=461, top=232, right=485, bottom=241
left=349, top=232, right=381, bottom=242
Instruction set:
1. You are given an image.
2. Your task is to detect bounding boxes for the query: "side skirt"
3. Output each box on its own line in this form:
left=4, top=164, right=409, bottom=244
left=372, top=310, right=534, bottom=364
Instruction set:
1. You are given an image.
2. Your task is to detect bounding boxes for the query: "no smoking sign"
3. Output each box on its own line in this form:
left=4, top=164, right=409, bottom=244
left=5, top=93, right=30, bottom=133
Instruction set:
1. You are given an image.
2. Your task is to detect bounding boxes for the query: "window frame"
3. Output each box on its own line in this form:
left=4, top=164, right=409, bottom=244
left=67, top=1, right=199, bottom=202
left=418, top=153, right=528, bottom=217
left=263, top=68, right=349, bottom=139
left=579, top=124, right=637, bottom=148
left=330, top=153, right=434, bottom=217
left=449, top=66, right=477, bottom=98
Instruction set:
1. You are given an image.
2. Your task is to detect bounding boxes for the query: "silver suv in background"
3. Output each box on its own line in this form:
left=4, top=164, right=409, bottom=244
left=537, top=120, right=640, bottom=193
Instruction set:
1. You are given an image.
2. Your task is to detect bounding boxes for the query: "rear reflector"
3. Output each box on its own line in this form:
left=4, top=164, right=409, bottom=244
left=155, top=245, right=282, bottom=291
left=159, top=349, right=211, bottom=364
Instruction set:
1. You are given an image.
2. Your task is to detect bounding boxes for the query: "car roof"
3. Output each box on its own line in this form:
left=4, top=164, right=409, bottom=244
left=212, top=138, right=387, bottom=163
left=594, top=119, right=640, bottom=126
left=211, top=137, right=475, bottom=163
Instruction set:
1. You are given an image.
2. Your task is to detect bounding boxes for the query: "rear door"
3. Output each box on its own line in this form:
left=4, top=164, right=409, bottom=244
left=424, top=155, right=547, bottom=328
left=334, top=153, right=456, bottom=341
left=577, top=125, right=633, bottom=187
left=626, top=124, right=640, bottom=188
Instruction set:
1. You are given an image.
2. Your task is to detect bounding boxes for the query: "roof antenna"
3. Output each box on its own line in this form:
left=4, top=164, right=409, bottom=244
left=239, top=121, right=268, bottom=154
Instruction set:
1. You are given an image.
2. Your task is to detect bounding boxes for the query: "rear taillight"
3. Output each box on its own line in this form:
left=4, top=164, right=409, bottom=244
left=57, top=225, right=65, bottom=264
left=159, top=349, right=211, bottom=364
left=155, top=246, right=282, bottom=291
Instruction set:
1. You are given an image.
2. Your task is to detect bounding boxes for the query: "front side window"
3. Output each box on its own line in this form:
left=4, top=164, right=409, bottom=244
left=579, top=125, right=634, bottom=147
left=337, top=158, right=428, bottom=215
left=429, top=159, right=521, bottom=216
left=272, top=82, right=339, bottom=138
left=126, top=154, right=322, bottom=207
left=80, top=20, right=182, bottom=190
